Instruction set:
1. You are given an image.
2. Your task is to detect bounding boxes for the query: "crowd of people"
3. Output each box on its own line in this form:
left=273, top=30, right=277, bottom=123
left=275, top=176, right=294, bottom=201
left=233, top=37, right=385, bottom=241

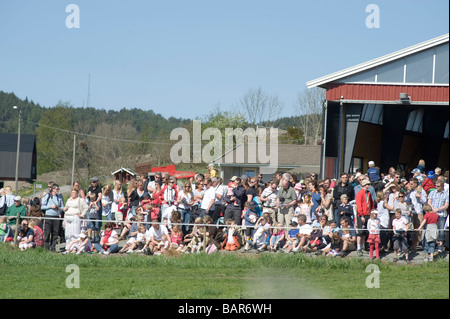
left=0, top=160, right=448, bottom=263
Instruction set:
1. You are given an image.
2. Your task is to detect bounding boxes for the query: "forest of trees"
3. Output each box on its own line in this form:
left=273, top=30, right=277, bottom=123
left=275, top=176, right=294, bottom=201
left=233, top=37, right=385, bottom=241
left=0, top=88, right=325, bottom=183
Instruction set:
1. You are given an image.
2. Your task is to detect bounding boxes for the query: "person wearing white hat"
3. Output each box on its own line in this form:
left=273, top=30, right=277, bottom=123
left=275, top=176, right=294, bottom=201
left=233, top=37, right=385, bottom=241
left=367, top=161, right=383, bottom=192
left=5, top=195, right=27, bottom=232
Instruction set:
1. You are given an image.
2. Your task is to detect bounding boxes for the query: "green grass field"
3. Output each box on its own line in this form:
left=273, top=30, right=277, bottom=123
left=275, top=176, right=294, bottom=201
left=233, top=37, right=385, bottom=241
left=0, top=244, right=448, bottom=299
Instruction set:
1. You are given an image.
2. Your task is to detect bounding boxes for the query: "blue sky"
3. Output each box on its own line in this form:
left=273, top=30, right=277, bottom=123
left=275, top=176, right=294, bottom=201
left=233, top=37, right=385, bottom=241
left=0, top=0, right=448, bottom=120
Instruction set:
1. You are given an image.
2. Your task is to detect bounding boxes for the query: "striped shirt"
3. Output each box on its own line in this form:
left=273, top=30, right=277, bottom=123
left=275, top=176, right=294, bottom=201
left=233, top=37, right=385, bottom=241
left=428, top=189, right=449, bottom=218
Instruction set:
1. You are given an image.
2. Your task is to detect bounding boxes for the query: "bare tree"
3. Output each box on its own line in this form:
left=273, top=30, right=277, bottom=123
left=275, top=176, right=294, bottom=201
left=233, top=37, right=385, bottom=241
left=238, top=87, right=284, bottom=128
left=293, top=87, right=326, bottom=145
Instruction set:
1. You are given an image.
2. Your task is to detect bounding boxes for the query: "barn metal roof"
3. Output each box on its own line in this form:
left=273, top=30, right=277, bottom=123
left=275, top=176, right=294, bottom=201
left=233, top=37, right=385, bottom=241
left=306, top=33, right=449, bottom=89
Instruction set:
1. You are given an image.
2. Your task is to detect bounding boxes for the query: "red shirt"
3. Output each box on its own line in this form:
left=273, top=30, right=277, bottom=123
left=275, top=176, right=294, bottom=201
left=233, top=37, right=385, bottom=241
left=356, top=189, right=374, bottom=216
left=423, top=212, right=439, bottom=224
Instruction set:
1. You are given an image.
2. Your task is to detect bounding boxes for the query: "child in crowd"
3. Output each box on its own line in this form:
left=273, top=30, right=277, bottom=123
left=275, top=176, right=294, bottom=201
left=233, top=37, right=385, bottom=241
left=268, top=222, right=285, bottom=252
left=367, top=210, right=381, bottom=260
left=169, top=210, right=182, bottom=232
left=0, top=216, right=8, bottom=242
left=298, top=193, right=313, bottom=224
left=87, top=193, right=99, bottom=240
left=282, top=221, right=300, bottom=253
left=181, top=217, right=204, bottom=253
left=120, top=224, right=146, bottom=253
left=336, top=194, right=354, bottom=226
left=244, top=215, right=270, bottom=252
left=392, top=208, right=410, bottom=263
left=325, top=231, right=343, bottom=257
left=18, top=229, right=31, bottom=250
left=154, top=234, right=170, bottom=255
left=170, top=225, right=183, bottom=250
left=221, top=219, right=241, bottom=251
left=28, top=220, right=44, bottom=248
left=417, top=204, right=439, bottom=262
left=243, top=202, right=258, bottom=241
left=303, top=222, right=325, bottom=253
left=117, top=196, right=127, bottom=225
left=64, top=231, right=92, bottom=254
left=145, top=203, right=160, bottom=224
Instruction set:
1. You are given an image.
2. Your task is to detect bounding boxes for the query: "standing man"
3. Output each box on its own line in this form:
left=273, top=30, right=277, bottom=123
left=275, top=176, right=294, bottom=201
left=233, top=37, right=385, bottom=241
left=407, top=177, right=427, bottom=251
left=276, top=173, right=297, bottom=227
left=224, top=177, right=246, bottom=225
left=147, top=172, right=162, bottom=195
left=260, top=182, right=279, bottom=224
left=332, top=173, right=354, bottom=224
left=201, top=178, right=216, bottom=218
left=427, top=179, right=449, bottom=253
left=87, top=177, right=102, bottom=238
left=355, top=179, right=374, bottom=255
left=41, top=185, right=64, bottom=251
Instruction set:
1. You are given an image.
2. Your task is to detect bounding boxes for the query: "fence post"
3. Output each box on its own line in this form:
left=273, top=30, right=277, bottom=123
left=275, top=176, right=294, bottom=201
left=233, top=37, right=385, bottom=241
left=13, top=212, right=20, bottom=246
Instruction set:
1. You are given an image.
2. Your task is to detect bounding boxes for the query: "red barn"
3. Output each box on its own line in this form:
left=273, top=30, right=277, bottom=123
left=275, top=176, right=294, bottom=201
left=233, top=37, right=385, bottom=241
left=307, top=33, right=449, bottom=178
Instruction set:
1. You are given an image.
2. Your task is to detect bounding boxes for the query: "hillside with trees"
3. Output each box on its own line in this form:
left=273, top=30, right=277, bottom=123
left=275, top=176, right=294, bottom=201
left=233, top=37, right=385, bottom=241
left=1, top=87, right=324, bottom=186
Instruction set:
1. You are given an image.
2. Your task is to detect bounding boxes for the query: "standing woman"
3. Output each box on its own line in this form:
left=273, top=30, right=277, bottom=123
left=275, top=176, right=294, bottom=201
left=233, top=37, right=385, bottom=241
left=111, top=180, right=124, bottom=227
left=101, top=184, right=113, bottom=221
left=126, top=179, right=138, bottom=218
left=307, top=181, right=322, bottom=223
left=177, top=182, right=194, bottom=236
left=63, top=189, right=88, bottom=252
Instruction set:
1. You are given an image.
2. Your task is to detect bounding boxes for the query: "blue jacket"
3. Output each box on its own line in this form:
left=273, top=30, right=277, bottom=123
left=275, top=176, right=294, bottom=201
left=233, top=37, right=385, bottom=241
left=367, top=167, right=381, bottom=182
left=41, top=193, right=64, bottom=216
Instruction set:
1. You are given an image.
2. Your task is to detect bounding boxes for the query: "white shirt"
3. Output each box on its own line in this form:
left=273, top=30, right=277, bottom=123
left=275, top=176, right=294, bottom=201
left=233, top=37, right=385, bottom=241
left=214, top=184, right=225, bottom=205
left=111, top=190, right=123, bottom=213
left=102, top=230, right=118, bottom=245
left=178, top=190, right=193, bottom=210
left=376, top=201, right=390, bottom=228
left=367, top=218, right=381, bottom=235
left=261, top=187, right=278, bottom=208
left=298, top=223, right=313, bottom=235
left=408, top=189, right=427, bottom=214
left=201, top=187, right=216, bottom=211
left=146, top=225, right=168, bottom=241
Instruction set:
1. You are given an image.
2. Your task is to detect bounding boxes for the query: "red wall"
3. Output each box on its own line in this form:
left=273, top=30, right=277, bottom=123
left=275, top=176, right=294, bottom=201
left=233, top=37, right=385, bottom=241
left=326, top=83, right=449, bottom=102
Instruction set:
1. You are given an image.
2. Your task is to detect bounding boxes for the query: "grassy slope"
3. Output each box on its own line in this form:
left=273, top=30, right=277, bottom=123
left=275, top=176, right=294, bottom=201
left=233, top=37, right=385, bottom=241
left=0, top=245, right=448, bottom=299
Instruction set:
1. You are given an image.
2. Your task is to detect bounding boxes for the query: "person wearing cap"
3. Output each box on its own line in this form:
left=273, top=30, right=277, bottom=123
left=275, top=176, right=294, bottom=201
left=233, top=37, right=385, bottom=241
left=354, top=175, right=377, bottom=202
left=422, top=171, right=437, bottom=194
left=355, top=179, right=374, bottom=255
left=5, top=196, right=27, bottom=231
left=367, top=161, right=381, bottom=183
